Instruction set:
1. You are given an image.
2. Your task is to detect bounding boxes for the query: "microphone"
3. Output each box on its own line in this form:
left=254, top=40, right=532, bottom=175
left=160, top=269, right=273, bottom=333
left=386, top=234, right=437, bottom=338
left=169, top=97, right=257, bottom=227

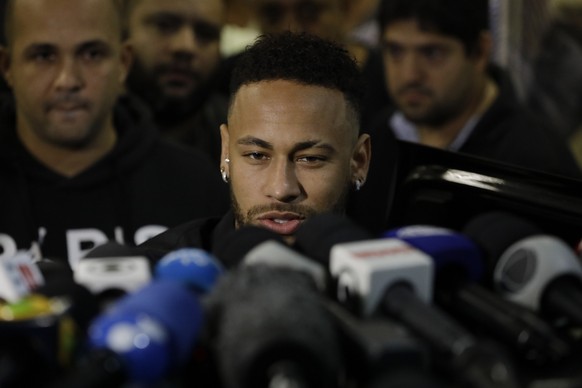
left=0, top=251, right=44, bottom=302
left=51, top=280, right=204, bottom=388
left=205, top=265, right=344, bottom=388
left=323, top=299, right=444, bottom=388
left=464, top=212, right=582, bottom=328
left=73, top=242, right=152, bottom=309
left=52, top=247, right=224, bottom=387
left=294, top=213, right=521, bottom=388
left=215, top=225, right=443, bottom=387
left=385, top=225, right=572, bottom=365
left=213, top=225, right=327, bottom=290
left=155, top=247, right=224, bottom=293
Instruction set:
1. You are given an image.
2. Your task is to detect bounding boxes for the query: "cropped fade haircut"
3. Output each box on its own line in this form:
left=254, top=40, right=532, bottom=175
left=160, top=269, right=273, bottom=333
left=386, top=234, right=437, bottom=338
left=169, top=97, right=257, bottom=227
left=3, top=0, right=127, bottom=46
left=229, top=31, right=364, bottom=131
left=377, top=0, right=490, bottom=56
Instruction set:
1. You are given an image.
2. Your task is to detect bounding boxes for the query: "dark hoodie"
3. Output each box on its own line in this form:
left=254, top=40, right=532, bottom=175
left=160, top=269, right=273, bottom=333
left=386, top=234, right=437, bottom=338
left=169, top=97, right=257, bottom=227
left=0, top=94, right=230, bottom=268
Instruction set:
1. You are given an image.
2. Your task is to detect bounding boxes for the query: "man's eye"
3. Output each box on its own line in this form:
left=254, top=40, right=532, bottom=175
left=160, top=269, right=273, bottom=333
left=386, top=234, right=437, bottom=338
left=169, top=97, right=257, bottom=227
left=297, top=155, right=326, bottom=164
left=384, top=45, right=404, bottom=61
left=421, top=47, right=447, bottom=62
left=30, top=51, right=55, bottom=62
left=246, top=152, right=268, bottom=161
left=150, top=16, right=182, bottom=34
left=194, top=22, right=220, bottom=44
left=82, top=48, right=105, bottom=61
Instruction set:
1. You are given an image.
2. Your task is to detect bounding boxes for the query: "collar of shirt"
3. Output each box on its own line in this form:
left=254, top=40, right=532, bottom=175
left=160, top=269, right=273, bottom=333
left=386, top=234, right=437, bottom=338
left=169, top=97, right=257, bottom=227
left=390, top=111, right=480, bottom=151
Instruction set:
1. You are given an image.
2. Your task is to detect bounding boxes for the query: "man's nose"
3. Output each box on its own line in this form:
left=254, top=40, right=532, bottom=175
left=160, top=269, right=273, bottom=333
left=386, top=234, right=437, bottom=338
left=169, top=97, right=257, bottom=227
left=265, top=159, right=303, bottom=203
left=54, top=57, right=84, bottom=92
left=169, top=25, right=199, bottom=56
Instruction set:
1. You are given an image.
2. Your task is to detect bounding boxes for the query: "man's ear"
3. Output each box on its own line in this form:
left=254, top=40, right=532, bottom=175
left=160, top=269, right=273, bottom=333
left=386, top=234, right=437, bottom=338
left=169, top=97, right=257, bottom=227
left=220, top=123, right=230, bottom=173
left=0, top=45, right=14, bottom=88
left=351, top=133, right=372, bottom=185
left=475, top=31, right=493, bottom=72
left=119, top=41, right=134, bottom=84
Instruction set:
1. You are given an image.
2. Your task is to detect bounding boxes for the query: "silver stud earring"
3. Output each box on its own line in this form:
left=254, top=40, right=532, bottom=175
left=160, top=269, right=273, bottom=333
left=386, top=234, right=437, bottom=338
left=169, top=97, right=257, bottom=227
left=354, top=179, right=362, bottom=191
left=221, top=167, right=228, bottom=183
left=225, top=158, right=230, bottom=164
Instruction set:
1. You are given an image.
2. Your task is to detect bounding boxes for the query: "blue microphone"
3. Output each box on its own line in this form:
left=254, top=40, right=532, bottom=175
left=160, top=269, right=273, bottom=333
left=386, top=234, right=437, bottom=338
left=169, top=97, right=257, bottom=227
left=155, top=248, right=224, bottom=294
left=51, top=248, right=224, bottom=387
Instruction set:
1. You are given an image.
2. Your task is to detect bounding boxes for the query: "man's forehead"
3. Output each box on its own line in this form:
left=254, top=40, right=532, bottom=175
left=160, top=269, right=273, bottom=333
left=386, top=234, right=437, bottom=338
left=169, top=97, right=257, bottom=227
left=10, top=0, right=121, bottom=46
left=132, top=0, right=224, bottom=18
left=384, top=21, right=459, bottom=45
left=229, top=81, right=354, bottom=146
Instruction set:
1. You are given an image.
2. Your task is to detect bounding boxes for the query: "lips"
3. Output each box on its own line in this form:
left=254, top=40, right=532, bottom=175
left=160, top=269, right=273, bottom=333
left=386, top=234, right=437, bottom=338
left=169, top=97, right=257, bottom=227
left=257, top=212, right=305, bottom=236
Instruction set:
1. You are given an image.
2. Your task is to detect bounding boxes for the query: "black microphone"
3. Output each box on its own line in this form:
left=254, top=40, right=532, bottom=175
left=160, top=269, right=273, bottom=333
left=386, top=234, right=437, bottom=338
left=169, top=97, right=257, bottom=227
left=464, top=212, right=582, bottom=329
left=213, top=225, right=327, bottom=290
left=294, top=213, right=521, bottom=388
left=385, top=225, right=572, bottom=365
left=205, top=265, right=344, bottom=388
left=216, top=224, right=446, bottom=387
left=323, top=299, right=445, bottom=388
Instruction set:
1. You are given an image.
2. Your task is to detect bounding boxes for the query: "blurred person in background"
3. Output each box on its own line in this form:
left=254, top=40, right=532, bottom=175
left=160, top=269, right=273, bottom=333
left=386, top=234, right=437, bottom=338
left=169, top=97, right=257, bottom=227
left=0, top=0, right=229, bottom=268
left=526, top=0, right=582, bottom=167
left=124, top=0, right=228, bottom=164
left=350, top=0, right=582, bottom=234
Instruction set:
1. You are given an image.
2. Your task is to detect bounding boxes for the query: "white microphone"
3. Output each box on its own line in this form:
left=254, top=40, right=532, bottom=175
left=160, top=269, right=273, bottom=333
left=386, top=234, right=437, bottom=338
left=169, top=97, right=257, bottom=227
left=465, top=212, right=582, bottom=328
left=329, top=238, right=433, bottom=317
left=494, top=235, right=582, bottom=326
left=73, top=242, right=151, bottom=305
left=0, top=251, right=44, bottom=302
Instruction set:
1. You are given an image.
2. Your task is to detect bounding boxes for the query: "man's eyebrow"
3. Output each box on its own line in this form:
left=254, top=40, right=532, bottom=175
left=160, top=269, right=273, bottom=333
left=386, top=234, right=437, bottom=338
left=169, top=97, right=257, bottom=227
left=237, top=136, right=336, bottom=154
left=23, top=43, right=55, bottom=55
left=290, top=141, right=336, bottom=155
left=144, top=12, right=183, bottom=22
left=237, top=136, right=273, bottom=150
left=77, top=40, right=112, bottom=53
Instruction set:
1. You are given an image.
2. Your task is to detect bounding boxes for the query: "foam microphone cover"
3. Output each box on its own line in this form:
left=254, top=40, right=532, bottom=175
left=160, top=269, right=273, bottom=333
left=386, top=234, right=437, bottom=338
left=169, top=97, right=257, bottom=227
left=294, top=213, right=372, bottom=265
left=206, top=265, right=343, bottom=388
left=155, top=248, right=223, bottom=294
left=212, top=226, right=285, bottom=268
left=463, top=211, right=540, bottom=276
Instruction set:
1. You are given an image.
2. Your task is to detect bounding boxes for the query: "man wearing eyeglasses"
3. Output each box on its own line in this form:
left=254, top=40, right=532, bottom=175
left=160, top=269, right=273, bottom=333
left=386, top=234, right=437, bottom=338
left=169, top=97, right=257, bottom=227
left=124, top=0, right=228, bottom=164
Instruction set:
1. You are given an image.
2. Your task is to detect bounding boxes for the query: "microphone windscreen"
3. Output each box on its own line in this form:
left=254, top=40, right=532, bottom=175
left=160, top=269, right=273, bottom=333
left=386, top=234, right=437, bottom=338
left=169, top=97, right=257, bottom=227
left=155, top=248, right=223, bottom=294
left=294, top=213, right=371, bottom=265
left=463, top=212, right=541, bottom=269
left=212, top=226, right=285, bottom=268
left=207, top=265, right=343, bottom=388
left=102, top=280, right=203, bottom=365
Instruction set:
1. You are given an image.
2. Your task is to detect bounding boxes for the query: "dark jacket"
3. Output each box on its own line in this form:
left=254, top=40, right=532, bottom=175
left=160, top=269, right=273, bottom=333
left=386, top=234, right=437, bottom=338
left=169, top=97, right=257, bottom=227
left=0, top=95, right=230, bottom=267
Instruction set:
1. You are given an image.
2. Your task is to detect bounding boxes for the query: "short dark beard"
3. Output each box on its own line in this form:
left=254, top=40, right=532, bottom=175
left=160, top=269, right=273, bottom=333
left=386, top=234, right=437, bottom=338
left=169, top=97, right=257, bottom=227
left=397, top=83, right=471, bottom=127
left=126, top=59, right=210, bottom=125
